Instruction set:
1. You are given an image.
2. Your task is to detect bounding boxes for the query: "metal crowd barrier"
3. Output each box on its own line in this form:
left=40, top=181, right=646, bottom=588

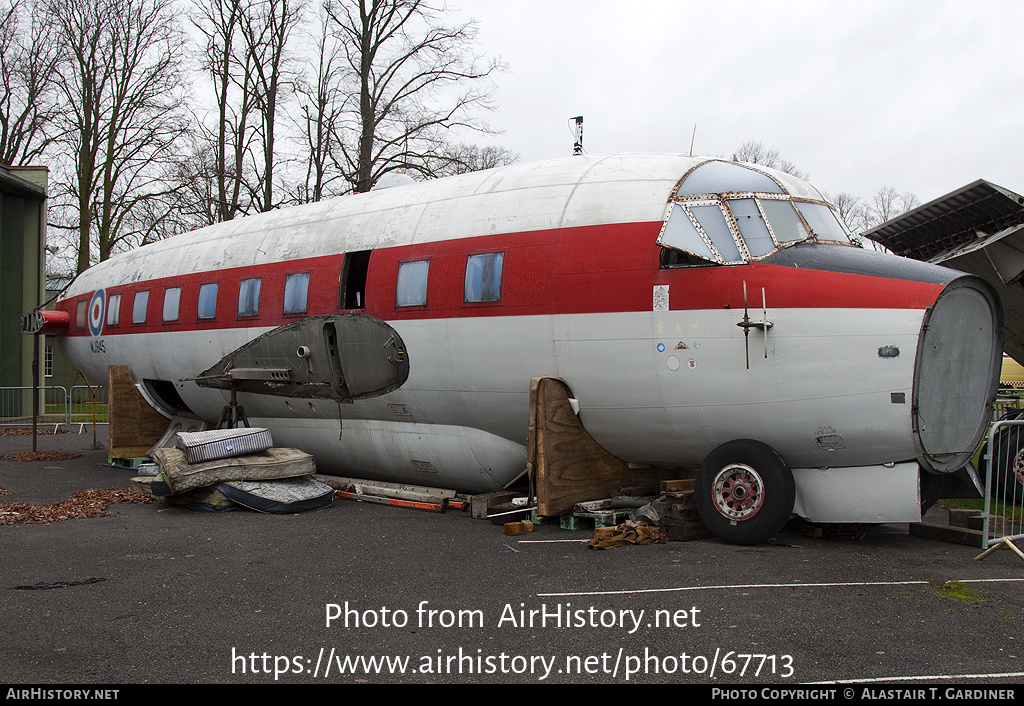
left=992, top=396, right=1024, bottom=421
left=0, top=386, right=69, bottom=427
left=977, top=418, right=1024, bottom=562
left=0, top=385, right=107, bottom=429
left=69, top=384, right=109, bottom=427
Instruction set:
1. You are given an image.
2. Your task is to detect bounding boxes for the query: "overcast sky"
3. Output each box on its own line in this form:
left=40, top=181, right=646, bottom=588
left=455, top=0, right=1024, bottom=205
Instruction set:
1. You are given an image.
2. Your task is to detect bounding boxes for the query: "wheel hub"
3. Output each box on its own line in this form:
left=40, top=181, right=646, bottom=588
left=711, top=463, right=765, bottom=520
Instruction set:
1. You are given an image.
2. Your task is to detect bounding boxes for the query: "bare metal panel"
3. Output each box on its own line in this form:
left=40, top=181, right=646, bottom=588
left=912, top=277, right=1002, bottom=472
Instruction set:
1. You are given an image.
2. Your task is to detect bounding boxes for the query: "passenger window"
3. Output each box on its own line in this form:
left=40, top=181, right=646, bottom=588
left=198, top=283, right=218, bottom=319
left=238, top=278, right=261, bottom=317
left=163, top=287, right=181, bottom=322
left=76, top=301, right=87, bottom=329
left=106, top=294, right=121, bottom=326
left=396, top=260, right=429, bottom=307
left=283, top=273, right=310, bottom=315
left=132, top=291, right=149, bottom=324
left=465, top=252, right=504, bottom=303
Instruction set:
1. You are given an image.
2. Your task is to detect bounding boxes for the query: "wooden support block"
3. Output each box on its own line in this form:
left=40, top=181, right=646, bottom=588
left=592, top=526, right=617, bottom=541
left=108, top=365, right=171, bottom=458
left=528, top=376, right=685, bottom=517
left=661, top=478, right=696, bottom=493
left=909, top=522, right=985, bottom=547
left=948, top=508, right=981, bottom=528
left=661, top=517, right=715, bottom=541
left=663, top=494, right=696, bottom=509
left=967, top=515, right=1024, bottom=536
left=471, top=491, right=520, bottom=519
left=664, top=509, right=701, bottom=523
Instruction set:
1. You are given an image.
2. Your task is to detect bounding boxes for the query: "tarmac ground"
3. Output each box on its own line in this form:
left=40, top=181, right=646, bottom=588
left=1, top=425, right=1022, bottom=686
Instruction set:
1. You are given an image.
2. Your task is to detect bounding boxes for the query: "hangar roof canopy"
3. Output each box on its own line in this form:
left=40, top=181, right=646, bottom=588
left=864, top=180, right=1024, bottom=262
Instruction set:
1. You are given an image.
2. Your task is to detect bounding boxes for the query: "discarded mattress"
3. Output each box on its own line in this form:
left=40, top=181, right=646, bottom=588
left=175, top=427, right=273, bottom=464
left=166, top=483, right=237, bottom=511
left=151, top=446, right=315, bottom=495
left=130, top=472, right=233, bottom=510
left=216, top=476, right=334, bottom=514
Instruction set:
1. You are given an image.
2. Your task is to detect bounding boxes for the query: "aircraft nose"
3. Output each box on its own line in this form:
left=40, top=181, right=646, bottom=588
left=912, top=275, right=1002, bottom=473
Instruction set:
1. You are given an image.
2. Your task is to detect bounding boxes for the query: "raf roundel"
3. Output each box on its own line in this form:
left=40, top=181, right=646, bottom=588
left=88, top=289, right=105, bottom=337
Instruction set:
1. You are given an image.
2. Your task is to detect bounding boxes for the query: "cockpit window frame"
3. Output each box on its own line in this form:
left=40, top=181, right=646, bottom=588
left=658, top=159, right=854, bottom=267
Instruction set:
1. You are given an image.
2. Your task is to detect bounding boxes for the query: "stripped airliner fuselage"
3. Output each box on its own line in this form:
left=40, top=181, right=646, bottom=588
left=51, top=154, right=1002, bottom=543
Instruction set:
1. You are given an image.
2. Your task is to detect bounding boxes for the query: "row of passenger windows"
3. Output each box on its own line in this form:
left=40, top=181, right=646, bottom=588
left=397, top=252, right=504, bottom=307
left=77, top=252, right=505, bottom=328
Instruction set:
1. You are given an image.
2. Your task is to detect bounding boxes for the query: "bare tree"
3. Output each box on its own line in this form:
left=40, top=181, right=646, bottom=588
left=432, top=141, right=518, bottom=176
left=732, top=140, right=780, bottom=168
left=325, top=0, right=503, bottom=193
left=828, top=192, right=869, bottom=235
left=239, top=0, right=303, bottom=211
left=192, top=0, right=302, bottom=215
left=47, top=0, right=189, bottom=272
left=192, top=0, right=255, bottom=222
left=157, top=139, right=223, bottom=231
left=731, top=139, right=809, bottom=180
left=292, top=2, right=349, bottom=203
left=865, top=185, right=920, bottom=229
left=0, top=0, right=62, bottom=165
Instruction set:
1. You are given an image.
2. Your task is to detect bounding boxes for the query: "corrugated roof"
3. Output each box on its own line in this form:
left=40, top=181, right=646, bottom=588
left=863, top=180, right=1024, bottom=261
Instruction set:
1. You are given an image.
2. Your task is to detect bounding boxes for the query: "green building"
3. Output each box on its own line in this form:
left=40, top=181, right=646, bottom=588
left=0, top=165, right=48, bottom=416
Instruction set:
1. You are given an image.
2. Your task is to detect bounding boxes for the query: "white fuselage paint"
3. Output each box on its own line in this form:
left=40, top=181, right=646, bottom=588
left=64, top=305, right=924, bottom=497
left=59, top=155, right=981, bottom=523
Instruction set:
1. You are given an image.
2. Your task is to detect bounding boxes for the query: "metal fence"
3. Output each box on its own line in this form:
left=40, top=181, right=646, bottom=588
left=977, top=418, right=1024, bottom=562
left=69, top=385, right=109, bottom=426
left=992, top=395, right=1024, bottom=420
left=0, top=385, right=106, bottom=428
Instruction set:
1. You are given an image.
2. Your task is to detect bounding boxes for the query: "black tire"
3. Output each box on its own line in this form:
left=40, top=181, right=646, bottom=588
left=919, top=467, right=944, bottom=514
left=981, top=424, right=1024, bottom=504
left=694, top=439, right=795, bottom=545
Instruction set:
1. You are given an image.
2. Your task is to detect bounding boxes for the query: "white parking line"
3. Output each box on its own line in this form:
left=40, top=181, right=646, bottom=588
left=538, top=577, right=1024, bottom=597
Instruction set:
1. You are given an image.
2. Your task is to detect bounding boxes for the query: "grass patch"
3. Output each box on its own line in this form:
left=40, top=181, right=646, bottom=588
left=68, top=403, right=109, bottom=423
left=996, top=609, right=1017, bottom=622
left=40, top=403, right=109, bottom=423
left=938, top=498, right=1024, bottom=521
left=928, top=579, right=990, bottom=603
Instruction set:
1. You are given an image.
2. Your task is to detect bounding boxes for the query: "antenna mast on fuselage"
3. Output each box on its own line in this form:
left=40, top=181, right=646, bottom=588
left=572, top=116, right=583, bottom=155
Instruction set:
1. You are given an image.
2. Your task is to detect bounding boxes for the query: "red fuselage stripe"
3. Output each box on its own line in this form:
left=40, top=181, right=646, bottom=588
left=59, top=221, right=945, bottom=337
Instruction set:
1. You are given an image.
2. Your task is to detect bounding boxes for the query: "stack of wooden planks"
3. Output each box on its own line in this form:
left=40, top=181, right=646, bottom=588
left=659, top=479, right=715, bottom=541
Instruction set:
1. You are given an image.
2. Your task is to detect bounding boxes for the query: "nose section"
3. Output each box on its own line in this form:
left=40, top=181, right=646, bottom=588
left=913, top=275, right=1002, bottom=472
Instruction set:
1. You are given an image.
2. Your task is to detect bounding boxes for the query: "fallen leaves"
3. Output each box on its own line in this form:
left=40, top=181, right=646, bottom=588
left=0, top=428, right=68, bottom=436
left=0, top=488, right=154, bottom=525
left=1, top=452, right=81, bottom=462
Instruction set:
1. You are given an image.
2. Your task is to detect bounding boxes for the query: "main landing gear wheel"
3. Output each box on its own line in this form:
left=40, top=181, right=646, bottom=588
left=979, top=422, right=1024, bottom=504
left=695, top=439, right=795, bottom=545
left=919, top=468, right=944, bottom=514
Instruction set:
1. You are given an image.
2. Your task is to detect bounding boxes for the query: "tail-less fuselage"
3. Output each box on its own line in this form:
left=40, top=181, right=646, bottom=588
left=48, top=155, right=1002, bottom=543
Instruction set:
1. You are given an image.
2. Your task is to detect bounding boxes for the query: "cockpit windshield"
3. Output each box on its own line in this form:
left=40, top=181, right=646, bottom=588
left=658, top=160, right=852, bottom=265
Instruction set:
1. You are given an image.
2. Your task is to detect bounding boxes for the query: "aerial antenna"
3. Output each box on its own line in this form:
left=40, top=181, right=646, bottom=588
left=689, top=124, right=697, bottom=157
left=571, top=116, right=583, bottom=155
